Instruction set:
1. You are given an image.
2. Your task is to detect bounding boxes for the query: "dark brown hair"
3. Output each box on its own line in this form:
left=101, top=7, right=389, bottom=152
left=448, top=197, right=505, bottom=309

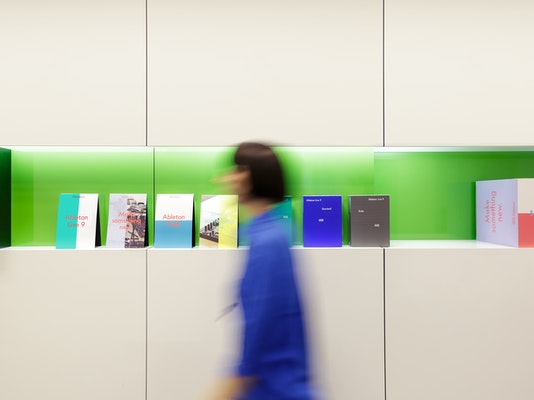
left=234, top=142, right=286, bottom=203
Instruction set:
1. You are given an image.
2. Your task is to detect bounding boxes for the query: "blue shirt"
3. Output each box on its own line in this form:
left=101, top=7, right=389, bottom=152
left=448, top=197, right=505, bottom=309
left=237, top=209, right=314, bottom=400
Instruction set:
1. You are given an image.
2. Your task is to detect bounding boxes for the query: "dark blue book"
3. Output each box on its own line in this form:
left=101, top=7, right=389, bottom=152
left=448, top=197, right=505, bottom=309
left=302, top=195, right=342, bottom=247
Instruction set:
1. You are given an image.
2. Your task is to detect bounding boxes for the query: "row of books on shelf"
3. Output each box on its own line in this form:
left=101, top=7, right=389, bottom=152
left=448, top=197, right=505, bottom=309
left=54, top=178, right=534, bottom=250
left=56, top=193, right=391, bottom=249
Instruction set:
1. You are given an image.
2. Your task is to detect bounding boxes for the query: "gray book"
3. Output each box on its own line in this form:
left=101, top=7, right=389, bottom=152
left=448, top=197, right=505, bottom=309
left=349, top=195, right=390, bottom=247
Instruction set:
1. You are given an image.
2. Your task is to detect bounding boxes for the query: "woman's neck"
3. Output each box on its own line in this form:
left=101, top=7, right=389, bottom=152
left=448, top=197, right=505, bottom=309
left=242, top=198, right=274, bottom=217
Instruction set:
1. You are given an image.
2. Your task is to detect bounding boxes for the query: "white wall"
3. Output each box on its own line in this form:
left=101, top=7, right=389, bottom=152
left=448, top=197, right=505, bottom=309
left=2, top=1, right=534, bottom=400
left=148, top=0, right=383, bottom=146
left=0, top=0, right=146, bottom=146
left=385, top=0, right=534, bottom=146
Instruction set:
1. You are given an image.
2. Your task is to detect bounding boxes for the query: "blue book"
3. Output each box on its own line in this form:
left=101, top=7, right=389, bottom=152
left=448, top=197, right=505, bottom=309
left=56, top=193, right=100, bottom=249
left=303, top=195, right=342, bottom=247
left=154, top=194, right=194, bottom=248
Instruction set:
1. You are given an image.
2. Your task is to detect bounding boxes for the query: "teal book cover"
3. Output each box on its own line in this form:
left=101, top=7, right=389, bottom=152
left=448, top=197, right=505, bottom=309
left=154, top=194, right=194, bottom=248
left=56, top=194, right=100, bottom=249
left=238, top=196, right=293, bottom=247
left=273, top=196, right=293, bottom=245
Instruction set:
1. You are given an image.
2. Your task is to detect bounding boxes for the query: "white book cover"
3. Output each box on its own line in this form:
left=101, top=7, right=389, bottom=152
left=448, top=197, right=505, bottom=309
left=476, top=178, right=534, bottom=247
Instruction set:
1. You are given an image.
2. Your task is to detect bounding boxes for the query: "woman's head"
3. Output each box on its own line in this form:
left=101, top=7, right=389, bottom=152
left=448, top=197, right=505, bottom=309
left=230, top=142, right=286, bottom=204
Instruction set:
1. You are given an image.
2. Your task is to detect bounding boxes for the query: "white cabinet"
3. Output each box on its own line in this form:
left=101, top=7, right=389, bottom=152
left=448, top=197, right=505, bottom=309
left=148, top=0, right=383, bottom=146
left=147, top=249, right=243, bottom=400
left=385, top=246, right=534, bottom=400
left=294, top=248, right=385, bottom=400
left=147, top=247, right=385, bottom=400
left=385, top=0, right=534, bottom=146
left=0, top=248, right=146, bottom=400
left=0, top=1, right=146, bottom=146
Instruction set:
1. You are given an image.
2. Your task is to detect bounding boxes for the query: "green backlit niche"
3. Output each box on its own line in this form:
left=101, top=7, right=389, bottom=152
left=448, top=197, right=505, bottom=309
left=276, top=147, right=375, bottom=244
left=154, top=147, right=375, bottom=246
left=11, top=146, right=534, bottom=247
left=11, top=147, right=154, bottom=246
left=154, top=147, right=235, bottom=247
left=374, top=150, right=534, bottom=240
left=0, top=148, right=11, bottom=247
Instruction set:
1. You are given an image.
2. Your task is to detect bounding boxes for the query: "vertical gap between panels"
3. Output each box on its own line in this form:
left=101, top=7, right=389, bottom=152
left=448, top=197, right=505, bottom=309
left=145, top=0, right=149, bottom=147
left=383, top=247, right=387, bottom=400
left=382, top=0, right=386, bottom=147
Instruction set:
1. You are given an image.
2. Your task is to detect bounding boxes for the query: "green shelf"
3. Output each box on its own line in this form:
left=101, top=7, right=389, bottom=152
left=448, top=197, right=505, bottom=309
left=5, top=146, right=534, bottom=246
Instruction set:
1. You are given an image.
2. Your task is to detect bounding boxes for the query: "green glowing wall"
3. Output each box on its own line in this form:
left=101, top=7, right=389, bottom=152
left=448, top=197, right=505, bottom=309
left=9, top=147, right=534, bottom=246
left=0, top=148, right=11, bottom=247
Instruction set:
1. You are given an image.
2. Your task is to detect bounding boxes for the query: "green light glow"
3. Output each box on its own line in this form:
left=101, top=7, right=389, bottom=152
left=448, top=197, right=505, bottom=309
left=9, top=147, right=534, bottom=246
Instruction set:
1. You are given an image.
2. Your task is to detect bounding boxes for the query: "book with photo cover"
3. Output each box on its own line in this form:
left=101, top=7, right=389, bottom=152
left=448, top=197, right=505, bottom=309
left=302, top=195, right=342, bottom=247
left=349, top=195, right=390, bottom=247
left=56, top=193, right=100, bottom=249
left=106, top=194, right=147, bottom=248
left=154, top=194, right=194, bottom=248
left=199, top=195, right=238, bottom=248
left=476, top=178, right=534, bottom=247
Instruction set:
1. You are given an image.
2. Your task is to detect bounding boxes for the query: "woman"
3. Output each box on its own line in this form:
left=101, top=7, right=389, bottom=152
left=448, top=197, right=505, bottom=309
left=206, top=142, right=315, bottom=400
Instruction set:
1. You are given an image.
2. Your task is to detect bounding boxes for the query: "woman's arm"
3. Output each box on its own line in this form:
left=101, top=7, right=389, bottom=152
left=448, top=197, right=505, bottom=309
left=202, top=375, right=256, bottom=400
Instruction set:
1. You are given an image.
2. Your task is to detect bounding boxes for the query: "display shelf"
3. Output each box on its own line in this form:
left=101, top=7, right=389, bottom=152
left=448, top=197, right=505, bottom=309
left=389, top=240, right=512, bottom=249
left=7, top=146, right=534, bottom=247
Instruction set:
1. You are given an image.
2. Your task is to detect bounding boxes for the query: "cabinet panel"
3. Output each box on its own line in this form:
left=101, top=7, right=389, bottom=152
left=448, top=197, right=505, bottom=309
left=385, top=248, right=534, bottom=400
left=0, top=1, right=146, bottom=146
left=0, top=248, right=146, bottom=400
left=148, top=0, right=383, bottom=146
left=386, top=0, right=534, bottom=146
left=147, top=249, right=244, bottom=400
left=293, top=248, right=385, bottom=400
left=147, top=247, right=384, bottom=400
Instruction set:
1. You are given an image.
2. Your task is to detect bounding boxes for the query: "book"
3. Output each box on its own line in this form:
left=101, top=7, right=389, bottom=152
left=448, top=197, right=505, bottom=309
left=349, top=195, right=390, bottom=247
left=154, top=194, right=194, bottom=248
left=302, top=195, right=342, bottom=247
left=106, top=194, right=147, bottom=248
left=273, top=196, right=293, bottom=245
left=56, top=193, right=100, bottom=249
left=476, top=178, right=534, bottom=247
left=239, top=196, right=293, bottom=247
left=199, top=195, right=238, bottom=248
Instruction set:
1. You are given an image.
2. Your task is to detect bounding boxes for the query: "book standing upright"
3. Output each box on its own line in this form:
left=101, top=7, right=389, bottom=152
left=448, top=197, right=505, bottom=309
left=154, top=194, right=194, bottom=248
left=106, top=194, right=148, bottom=248
left=56, top=193, right=100, bottom=249
left=476, top=178, right=534, bottom=247
left=302, top=195, right=342, bottom=247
